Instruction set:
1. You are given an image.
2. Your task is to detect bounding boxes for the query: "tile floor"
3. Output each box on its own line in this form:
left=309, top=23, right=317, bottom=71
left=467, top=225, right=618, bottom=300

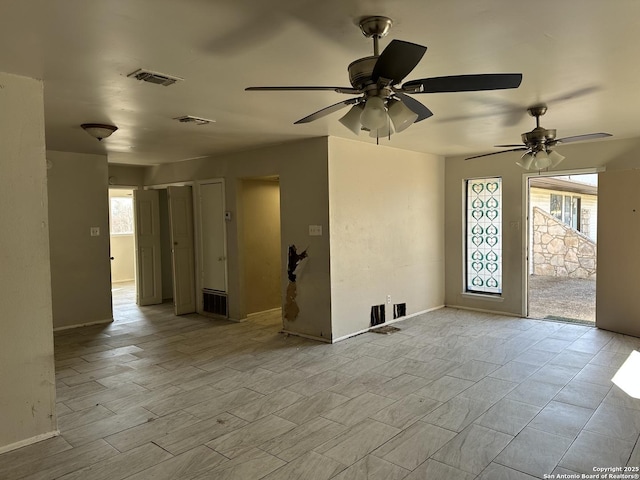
left=1, top=282, right=639, bottom=479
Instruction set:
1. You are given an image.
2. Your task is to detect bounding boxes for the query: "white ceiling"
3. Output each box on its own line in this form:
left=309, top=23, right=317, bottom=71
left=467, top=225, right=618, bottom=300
left=2, top=0, right=639, bottom=166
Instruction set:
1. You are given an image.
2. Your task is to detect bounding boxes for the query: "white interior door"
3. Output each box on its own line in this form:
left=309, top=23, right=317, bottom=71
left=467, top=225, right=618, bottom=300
left=134, top=189, right=162, bottom=305
left=168, top=186, right=196, bottom=315
left=200, top=182, right=226, bottom=292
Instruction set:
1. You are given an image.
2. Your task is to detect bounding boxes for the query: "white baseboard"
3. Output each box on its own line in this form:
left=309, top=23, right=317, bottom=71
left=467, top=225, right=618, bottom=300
left=247, top=307, right=281, bottom=317
left=280, top=329, right=331, bottom=343
left=331, top=305, right=445, bottom=343
left=445, top=304, right=522, bottom=317
left=53, top=318, right=113, bottom=332
left=0, top=430, right=60, bottom=455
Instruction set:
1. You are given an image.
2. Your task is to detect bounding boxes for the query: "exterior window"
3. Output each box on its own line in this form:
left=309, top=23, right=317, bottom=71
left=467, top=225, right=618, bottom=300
left=109, top=197, right=134, bottom=235
left=550, top=194, right=562, bottom=220
left=466, top=178, right=502, bottom=294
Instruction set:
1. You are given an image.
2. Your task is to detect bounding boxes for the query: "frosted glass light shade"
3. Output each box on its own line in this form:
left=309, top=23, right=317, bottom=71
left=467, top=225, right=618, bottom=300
left=534, top=151, right=551, bottom=170
left=516, top=153, right=534, bottom=170
left=549, top=150, right=566, bottom=167
left=339, top=104, right=364, bottom=135
left=369, top=121, right=394, bottom=138
left=388, top=99, right=418, bottom=133
left=360, top=96, right=387, bottom=130
left=81, top=123, right=118, bottom=141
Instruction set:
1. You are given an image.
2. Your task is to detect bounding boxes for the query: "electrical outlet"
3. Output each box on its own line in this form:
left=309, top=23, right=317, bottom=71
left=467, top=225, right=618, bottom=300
left=387, top=295, right=391, bottom=304
left=90, top=227, right=100, bottom=237
left=309, top=225, right=322, bottom=236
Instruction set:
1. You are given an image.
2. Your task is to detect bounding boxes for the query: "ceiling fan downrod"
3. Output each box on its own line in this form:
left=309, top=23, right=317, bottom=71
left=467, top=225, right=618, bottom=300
left=358, top=16, right=393, bottom=56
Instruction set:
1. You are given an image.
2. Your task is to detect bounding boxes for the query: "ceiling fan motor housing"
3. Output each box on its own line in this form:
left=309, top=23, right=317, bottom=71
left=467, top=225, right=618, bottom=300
left=348, top=56, right=378, bottom=90
left=522, top=127, right=557, bottom=150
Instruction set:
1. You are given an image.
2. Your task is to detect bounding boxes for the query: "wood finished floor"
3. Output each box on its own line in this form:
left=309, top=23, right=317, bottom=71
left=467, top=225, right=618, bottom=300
left=2, top=283, right=639, bottom=479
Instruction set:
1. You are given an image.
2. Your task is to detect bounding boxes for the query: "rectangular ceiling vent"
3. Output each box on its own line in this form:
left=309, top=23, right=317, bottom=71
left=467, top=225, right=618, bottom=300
left=127, top=68, right=183, bottom=86
left=174, top=115, right=216, bottom=126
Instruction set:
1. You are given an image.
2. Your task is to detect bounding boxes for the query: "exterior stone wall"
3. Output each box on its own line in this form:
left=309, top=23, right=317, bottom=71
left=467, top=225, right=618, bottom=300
left=532, top=207, right=597, bottom=278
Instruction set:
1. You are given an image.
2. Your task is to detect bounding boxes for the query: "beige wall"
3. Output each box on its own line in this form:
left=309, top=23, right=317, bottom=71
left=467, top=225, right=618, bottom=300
left=596, top=169, right=640, bottom=337
left=48, top=150, right=113, bottom=329
left=0, top=72, right=57, bottom=452
left=145, top=137, right=331, bottom=340
left=445, top=136, right=640, bottom=316
left=241, top=179, right=282, bottom=315
left=108, top=164, right=145, bottom=188
left=328, top=137, right=445, bottom=340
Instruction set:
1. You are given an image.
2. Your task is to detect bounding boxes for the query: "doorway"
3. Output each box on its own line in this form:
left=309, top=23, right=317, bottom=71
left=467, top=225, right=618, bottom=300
left=527, top=173, right=598, bottom=323
left=108, top=188, right=137, bottom=315
left=240, top=177, right=282, bottom=319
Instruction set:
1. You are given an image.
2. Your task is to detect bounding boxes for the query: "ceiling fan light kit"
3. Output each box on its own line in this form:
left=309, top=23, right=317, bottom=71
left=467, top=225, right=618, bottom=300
left=466, top=105, right=611, bottom=171
left=246, top=15, right=523, bottom=141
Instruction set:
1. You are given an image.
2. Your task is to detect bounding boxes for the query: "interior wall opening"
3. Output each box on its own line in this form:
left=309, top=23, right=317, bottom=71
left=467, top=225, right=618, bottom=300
left=108, top=188, right=137, bottom=312
left=240, top=176, right=282, bottom=325
left=527, top=173, right=598, bottom=324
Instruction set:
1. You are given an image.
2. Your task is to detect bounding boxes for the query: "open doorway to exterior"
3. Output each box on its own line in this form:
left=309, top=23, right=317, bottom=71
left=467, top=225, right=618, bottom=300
left=527, top=173, right=598, bottom=323
left=108, top=188, right=137, bottom=319
left=240, top=177, right=282, bottom=324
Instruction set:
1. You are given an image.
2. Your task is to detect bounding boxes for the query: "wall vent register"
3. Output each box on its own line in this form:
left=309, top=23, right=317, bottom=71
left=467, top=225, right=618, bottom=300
left=203, top=289, right=228, bottom=317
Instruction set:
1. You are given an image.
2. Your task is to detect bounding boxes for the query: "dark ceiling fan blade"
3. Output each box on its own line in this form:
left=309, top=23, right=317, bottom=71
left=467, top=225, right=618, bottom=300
left=402, top=73, right=523, bottom=94
left=554, top=132, right=612, bottom=144
left=494, top=144, right=527, bottom=147
left=293, top=98, right=361, bottom=124
left=465, top=147, right=529, bottom=160
left=394, top=92, right=433, bottom=122
left=371, top=40, right=427, bottom=85
left=246, top=86, right=361, bottom=94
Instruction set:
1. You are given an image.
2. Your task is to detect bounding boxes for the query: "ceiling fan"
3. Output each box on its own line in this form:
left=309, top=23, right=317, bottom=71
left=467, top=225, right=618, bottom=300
left=465, top=105, right=612, bottom=170
left=246, top=16, right=523, bottom=140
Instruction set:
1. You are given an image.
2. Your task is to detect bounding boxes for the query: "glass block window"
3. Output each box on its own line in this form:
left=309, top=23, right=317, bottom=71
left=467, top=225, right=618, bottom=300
left=466, top=178, right=502, bottom=294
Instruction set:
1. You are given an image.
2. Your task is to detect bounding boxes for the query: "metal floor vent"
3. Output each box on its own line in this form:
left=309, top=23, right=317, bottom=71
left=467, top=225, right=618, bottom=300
left=203, top=289, right=228, bottom=317
left=127, top=68, right=183, bottom=86
left=174, top=115, right=216, bottom=126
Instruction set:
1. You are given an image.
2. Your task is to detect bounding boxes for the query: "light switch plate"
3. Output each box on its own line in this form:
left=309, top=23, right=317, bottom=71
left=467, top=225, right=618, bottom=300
left=309, top=225, right=322, bottom=236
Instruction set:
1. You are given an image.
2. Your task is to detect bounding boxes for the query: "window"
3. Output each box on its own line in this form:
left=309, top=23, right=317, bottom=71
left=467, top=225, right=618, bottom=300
left=549, top=194, right=581, bottom=230
left=109, top=196, right=134, bottom=234
left=550, top=194, right=562, bottom=220
left=466, top=178, right=502, bottom=294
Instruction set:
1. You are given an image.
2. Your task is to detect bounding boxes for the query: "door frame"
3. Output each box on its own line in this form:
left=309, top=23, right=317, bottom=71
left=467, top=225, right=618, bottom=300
left=521, top=167, right=602, bottom=318
left=108, top=186, right=139, bottom=311
left=144, top=182, right=196, bottom=313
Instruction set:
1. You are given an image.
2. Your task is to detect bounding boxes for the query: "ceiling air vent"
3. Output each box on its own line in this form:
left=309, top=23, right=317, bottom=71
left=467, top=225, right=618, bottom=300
left=127, top=68, right=183, bottom=86
left=173, top=115, right=216, bottom=126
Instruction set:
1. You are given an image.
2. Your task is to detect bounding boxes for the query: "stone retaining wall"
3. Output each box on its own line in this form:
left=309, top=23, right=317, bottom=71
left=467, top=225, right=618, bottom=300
left=532, top=207, right=597, bottom=278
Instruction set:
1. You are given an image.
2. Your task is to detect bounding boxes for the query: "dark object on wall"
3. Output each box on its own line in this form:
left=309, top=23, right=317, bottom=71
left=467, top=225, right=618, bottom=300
left=285, top=244, right=308, bottom=321
left=393, top=303, right=406, bottom=319
left=370, top=304, right=386, bottom=326
left=287, top=244, right=308, bottom=282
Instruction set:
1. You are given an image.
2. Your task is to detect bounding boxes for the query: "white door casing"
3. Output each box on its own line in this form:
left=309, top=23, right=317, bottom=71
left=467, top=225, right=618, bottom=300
left=168, top=186, right=196, bottom=315
left=134, top=189, right=162, bottom=306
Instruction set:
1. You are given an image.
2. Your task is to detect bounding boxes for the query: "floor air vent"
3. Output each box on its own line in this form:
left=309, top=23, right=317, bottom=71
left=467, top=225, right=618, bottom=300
left=203, top=289, right=228, bottom=317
